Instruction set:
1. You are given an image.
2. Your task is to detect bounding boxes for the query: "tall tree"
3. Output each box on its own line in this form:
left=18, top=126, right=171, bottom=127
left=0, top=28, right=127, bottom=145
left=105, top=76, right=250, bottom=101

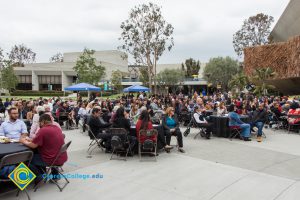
left=0, top=61, right=19, bottom=92
left=156, top=68, right=184, bottom=93
left=251, top=67, right=276, bottom=96
left=233, top=13, right=274, bottom=57
left=139, top=66, right=149, bottom=86
left=8, top=44, right=36, bottom=67
left=203, top=57, right=239, bottom=90
left=0, top=48, right=4, bottom=68
left=111, top=70, right=123, bottom=92
left=50, top=52, right=63, bottom=62
left=181, top=58, right=201, bottom=78
left=73, top=48, right=106, bottom=85
left=118, top=2, right=174, bottom=94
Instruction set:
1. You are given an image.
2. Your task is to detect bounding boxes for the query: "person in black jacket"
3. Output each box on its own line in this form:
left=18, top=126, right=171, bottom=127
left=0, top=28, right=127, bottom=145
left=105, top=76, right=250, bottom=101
left=162, top=107, right=185, bottom=153
left=88, top=108, right=112, bottom=152
left=112, top=107, right=136, bottom=153
left=250, top=103, right=268, bottom=142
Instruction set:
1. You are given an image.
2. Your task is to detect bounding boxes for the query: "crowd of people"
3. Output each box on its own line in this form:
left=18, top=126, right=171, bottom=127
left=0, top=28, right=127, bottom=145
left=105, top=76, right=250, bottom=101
left=0, top=91, right=300, bottom=170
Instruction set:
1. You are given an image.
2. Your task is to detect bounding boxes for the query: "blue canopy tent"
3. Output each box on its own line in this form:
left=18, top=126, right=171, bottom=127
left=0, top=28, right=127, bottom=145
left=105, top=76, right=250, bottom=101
left=64, top=83, right=101, bottom=99
left=123, top=85, right=150, bottom=92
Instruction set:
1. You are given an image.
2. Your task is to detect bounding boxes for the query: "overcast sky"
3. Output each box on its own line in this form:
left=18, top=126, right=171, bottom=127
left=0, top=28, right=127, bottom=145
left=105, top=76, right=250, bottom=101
left=0, top=0, right=290, bottom=64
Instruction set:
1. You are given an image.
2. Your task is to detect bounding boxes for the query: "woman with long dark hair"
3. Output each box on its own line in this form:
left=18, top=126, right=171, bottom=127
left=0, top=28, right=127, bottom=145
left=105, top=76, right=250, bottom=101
left=136, top=110, right=173, bottom=152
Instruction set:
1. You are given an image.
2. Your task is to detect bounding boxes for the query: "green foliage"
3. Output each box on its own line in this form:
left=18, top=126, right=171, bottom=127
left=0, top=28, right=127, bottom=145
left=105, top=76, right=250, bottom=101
left=0, top=61, right=19, bottom=92
left=233, top=13, right=274, bottom=57
left=73, top=48, right=106, bottom=85
left=118, top=2, right=174, bottom=92
left=50, top=52, right=63, bottom=62
left=139, top=67, right=149, bottom=86
left=251, top=67, right=276, bottom=96
left=156, top=68, right=184, bottom=92
left=204, top=57, right=239, bottom=90
left=181, top=58, right=201, bottom=78
left=11, top=90, right=64, bottom=96
left=111, top=70, right=123, bottom=92
left=8, top=44, right=36, bottom=67
left=228, top=72, right=249, bottom=93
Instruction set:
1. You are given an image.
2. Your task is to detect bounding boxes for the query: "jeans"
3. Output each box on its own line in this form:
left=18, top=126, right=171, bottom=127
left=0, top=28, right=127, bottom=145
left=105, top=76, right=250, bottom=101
left=239, top=123, right=251, bottom=138
left=251, top=122, right=264, bottom=136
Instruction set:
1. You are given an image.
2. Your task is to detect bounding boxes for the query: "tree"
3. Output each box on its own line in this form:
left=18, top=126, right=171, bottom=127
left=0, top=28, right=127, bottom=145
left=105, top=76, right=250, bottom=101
left=118, top=2, right=174, bottom=94
left=0, top=48, right=4, bottom=68
left=156, top=68, right=184, bottom=93
left=228, top=72, right=249, bottom=94
left=111, top=70, right=123, bottom=92
left=181, top=58, right=201, bottom=78
left=203, top=57, right=239, bottom=90
left=251, top=67, right=276, bottom=96
left=0, top=61, right=19, bottom=92
left=139, top=66, right=149, bottom=86
left=8, top=44, right=36, bottom=67
left=233, top=13, right=274, bottom=57
left=73, top=48, right=106, bottom=85
left=50, top=52, right=63, bottom=62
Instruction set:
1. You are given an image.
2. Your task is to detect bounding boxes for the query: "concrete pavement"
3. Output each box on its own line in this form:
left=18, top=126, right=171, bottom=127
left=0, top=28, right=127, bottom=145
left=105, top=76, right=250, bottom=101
left=2, top=127, right=300, bottom=200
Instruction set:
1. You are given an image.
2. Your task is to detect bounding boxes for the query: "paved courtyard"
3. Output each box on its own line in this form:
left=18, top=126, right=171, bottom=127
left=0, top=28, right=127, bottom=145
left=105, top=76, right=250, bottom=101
left=2, top=127, right=300, bottom=200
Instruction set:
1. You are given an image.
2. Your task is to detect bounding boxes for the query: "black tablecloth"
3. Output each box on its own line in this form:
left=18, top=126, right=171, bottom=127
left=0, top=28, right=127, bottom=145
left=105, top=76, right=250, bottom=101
left=130, top=124, right=165, bottom=149
left=0, top=143, right=31, bottom=159
left=210, top=115, right=249, bottom=138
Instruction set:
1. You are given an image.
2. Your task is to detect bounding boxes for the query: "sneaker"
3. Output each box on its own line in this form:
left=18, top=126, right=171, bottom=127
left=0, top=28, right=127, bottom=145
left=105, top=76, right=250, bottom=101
left=257, top=136, right=262, bottom=142
left=164, top=145, right=173, bottom=149
left=178, top=148, right=185, bottom=153
left=243, top=137, right=252, bottom=141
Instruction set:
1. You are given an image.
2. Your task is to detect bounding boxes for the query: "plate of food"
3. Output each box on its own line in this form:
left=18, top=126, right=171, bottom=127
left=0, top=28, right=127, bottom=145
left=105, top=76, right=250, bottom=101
left=0, top=136, right=11, bottom=143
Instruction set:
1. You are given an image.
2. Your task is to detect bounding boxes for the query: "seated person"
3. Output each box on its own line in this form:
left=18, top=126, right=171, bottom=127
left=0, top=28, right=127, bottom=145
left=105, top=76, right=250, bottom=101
left=20, top=114, right=67, bottom=177
left=88, top=108, right=112, bottom=152
left=250, top=103, right=268, bottom=142
left=193, top=106, right=213, bottom=139
left=217, top=102, right=227, bottom=116
left=162, top=107, right=185, bottom=153
left=228, top=104, right=251, bottom=141
left=287, top=102, right=300, bottom=126
left=112, top=107, right=136, bottom=154
left=0, top=107, right=28, bottom=140
left=136, top=110, right=173, bottom=152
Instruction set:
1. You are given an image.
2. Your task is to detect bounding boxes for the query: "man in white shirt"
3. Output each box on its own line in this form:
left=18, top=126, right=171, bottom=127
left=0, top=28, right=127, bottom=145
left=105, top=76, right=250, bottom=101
left=0, top=107, right=28, bottom=140
left=193, top=106, right=213, bottom=139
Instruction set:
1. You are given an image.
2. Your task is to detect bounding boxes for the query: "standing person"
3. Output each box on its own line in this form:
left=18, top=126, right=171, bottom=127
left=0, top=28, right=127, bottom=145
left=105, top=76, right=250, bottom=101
left=162, top=107, right=185, bottom=153
left=228, top=104, right=251, bottom=141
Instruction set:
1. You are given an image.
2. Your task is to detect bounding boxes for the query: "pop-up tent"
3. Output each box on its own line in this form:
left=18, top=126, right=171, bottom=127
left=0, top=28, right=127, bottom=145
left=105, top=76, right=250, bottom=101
left=123, top=85, right=150, bottom=92
left=64, top=83, right=101, bottom=99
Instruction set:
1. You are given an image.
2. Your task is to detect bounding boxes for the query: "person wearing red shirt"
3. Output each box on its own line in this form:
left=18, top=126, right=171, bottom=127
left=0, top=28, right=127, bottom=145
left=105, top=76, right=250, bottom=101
left=136, top=110, right=155, bottom=144
left=20, top=114, right=67, bottom=176
left=136, top=110, right=173, bottom=152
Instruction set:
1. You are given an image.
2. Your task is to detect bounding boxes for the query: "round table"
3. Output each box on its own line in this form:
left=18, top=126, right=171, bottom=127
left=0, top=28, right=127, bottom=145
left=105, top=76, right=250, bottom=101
left=210, top=115, right=249, bottom=138
left=0, top=143, right=31, bottom=159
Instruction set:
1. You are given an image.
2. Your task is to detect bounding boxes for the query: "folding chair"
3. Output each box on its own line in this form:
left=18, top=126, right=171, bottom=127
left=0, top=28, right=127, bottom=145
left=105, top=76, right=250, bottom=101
left=109, top=128, right=132, bottom=161
left=138, top=129, right=158, bottom=162
left=0, top=151, right=33, bottom=200
left=34, top=141, right=72, bottom=192
left=85, top=124, right=104, bottom=156
left=191, top=117, right=207, bottom=139
left=287, top=115, right=300, bottom=134
left=228, top=126, right=242, bottom=140
left=58, top=112, right=69, bottom=130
